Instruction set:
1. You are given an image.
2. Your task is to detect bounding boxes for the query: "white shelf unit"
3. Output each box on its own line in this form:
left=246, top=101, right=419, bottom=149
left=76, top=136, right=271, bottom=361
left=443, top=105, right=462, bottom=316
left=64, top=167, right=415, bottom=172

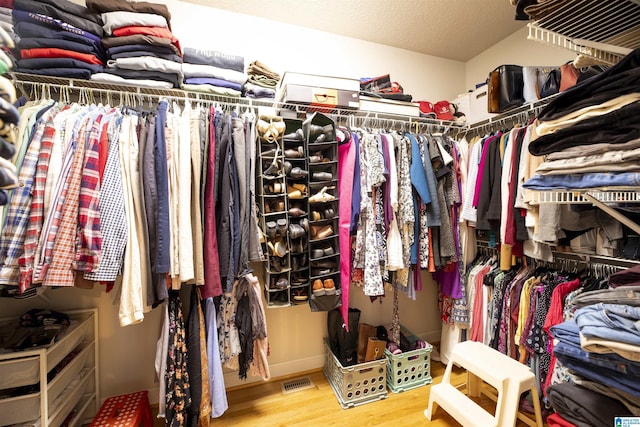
left=0, top=309, right=99, bottom=427
left=526, top=0, right=640, bottom=65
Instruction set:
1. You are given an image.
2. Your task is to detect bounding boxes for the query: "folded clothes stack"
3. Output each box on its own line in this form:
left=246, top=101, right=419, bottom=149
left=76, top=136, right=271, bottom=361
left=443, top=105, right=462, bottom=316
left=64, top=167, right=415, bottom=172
left=0, top=32, right=19, bottom=204
left=243, top=60, right=280, bottom=99
left=180, top=46, right=246, bottom=97
left=524, top=47, right=640, bottom=191
left=0, top=0, right=16, bottom=49
left=13, top=0, right=105, bottom=79
left=86, top=0, right=183, bottom=89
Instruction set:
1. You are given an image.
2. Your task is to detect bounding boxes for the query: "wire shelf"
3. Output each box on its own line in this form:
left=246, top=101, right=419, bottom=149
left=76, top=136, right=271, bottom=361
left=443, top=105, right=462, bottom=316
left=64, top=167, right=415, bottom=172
left=10, top=72, right=465, bottom=131
left=529, top=190, right=640, bottom=205
left=526, top=0, right=640, bottom=64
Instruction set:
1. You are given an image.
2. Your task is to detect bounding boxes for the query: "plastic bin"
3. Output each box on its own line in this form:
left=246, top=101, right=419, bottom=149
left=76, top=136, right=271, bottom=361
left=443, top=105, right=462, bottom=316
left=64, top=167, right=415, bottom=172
left=323, top=339, right=388, bottom=409
left=385, top=326, right=432, bottom=393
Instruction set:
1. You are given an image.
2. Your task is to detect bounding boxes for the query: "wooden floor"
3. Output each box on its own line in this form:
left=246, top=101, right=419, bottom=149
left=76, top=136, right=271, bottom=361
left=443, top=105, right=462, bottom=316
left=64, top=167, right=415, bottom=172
left=196, top=357, right=543, bottom=427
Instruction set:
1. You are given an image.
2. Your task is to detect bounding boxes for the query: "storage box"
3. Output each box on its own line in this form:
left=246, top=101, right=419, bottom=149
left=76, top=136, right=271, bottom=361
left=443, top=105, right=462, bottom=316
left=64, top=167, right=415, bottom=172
left=358, top=96, right=420, bottom=117
left=385, top=326, right=432, bottom=393
left=453, top=84, right=497, bottom=125
left=280, top=72, right=360, bottom=92
left=323, top=339, right=388, bottom=409
left=279, top=84, right=359, bottom=112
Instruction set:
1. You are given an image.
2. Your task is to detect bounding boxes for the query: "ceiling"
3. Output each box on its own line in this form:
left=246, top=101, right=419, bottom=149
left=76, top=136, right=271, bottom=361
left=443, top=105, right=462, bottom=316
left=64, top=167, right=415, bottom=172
left=183, top=0, right=527, bottom=62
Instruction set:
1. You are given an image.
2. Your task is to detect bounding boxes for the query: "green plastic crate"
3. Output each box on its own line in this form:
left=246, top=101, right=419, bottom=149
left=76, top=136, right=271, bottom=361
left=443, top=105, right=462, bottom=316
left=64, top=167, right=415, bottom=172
left=385, top=327, right=432, bottom=393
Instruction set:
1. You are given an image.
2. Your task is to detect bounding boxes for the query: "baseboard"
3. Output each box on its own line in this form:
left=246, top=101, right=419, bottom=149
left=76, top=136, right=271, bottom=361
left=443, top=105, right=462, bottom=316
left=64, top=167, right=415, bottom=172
left=223, top=353, right=326, bottom=389
left=147, top=329, right=440, bottom=405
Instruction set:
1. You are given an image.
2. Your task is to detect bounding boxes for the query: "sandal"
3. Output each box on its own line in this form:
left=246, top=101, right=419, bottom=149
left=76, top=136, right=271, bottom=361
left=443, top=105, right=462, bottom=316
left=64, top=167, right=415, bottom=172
left=292, top=288, right=308, bottom=302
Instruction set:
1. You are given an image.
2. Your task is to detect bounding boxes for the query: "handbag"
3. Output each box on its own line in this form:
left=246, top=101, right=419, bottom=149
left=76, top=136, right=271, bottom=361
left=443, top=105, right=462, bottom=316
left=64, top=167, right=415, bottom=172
left=522, top=66, right=540, bottom=103
left=537, top=67, right=560, bottom=99
left=559, top=62, right=579, bottom=92
left=488, top=65, right=524, bottom=113
left=487, top=69, right=501, bottom=113
left=364, top=337, right=387, bottom=362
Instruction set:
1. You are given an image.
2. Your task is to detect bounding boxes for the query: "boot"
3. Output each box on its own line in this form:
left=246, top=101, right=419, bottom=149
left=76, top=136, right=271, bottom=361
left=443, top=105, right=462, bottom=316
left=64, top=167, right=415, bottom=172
left=357, top=323, right=377, bottom=364
left=326, top=309, right=342, bottom=357
left=339, top=308, right=360, bottom=366
left=328, top=308, right=360, bottom=367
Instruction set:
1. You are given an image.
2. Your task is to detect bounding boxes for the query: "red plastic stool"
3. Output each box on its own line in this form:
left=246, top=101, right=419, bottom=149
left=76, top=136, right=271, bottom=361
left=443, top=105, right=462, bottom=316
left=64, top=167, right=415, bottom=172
left=90, top=391, right=153, bottom=427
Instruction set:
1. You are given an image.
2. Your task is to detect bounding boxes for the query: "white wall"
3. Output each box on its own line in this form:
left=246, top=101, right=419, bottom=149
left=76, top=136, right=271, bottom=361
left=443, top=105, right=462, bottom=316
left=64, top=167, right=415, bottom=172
left=2, top=0, right=459, bottom=404
left=166, top=0, right=465, bottom=103
left=463, top=26, right=575, bottom=97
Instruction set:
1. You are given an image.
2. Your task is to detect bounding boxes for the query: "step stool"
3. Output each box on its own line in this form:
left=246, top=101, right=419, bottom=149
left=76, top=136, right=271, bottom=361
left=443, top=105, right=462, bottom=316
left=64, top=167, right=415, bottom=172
left=90, top=390, right=153, bottom=427
left=424, top=340, right=543, bottom=427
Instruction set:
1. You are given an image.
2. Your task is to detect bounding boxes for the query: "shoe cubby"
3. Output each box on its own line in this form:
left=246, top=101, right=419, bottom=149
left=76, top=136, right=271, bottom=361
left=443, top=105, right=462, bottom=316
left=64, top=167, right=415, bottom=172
left=283, top=118, right=310, bottom=306
left=303, top=113, right=342, bottom=311
left=257, top=114, right=293, bottom=308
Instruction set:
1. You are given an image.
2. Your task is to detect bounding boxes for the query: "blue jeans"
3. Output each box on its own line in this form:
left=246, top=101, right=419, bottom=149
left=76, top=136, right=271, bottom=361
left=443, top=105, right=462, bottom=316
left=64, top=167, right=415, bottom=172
left=523, top=171, right=640, bottom=190
left=551, top=320, right=640, bottom=396
left=575, top=303, right=640, bottom=346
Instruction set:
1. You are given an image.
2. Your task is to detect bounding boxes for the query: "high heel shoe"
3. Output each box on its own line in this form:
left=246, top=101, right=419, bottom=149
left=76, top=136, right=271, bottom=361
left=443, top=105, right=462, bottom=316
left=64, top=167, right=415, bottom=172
left=287, top=184, right=307, bottom=199
left=288, top=167, right=308, bottom=179
left=309, top=186, right=335, bottom=203
left=311, top=224, right=333, bottom=240
left=267, top=239, right=288, bottom=257
left=283, top=128, right=304, bottom=141
left=265, top=199, right=285, bottom=213
left=288, top=206, right=306, bottom=217
left=311, top=171, right=332, bottom=181
left=284, top=146, right=304, bottom=158
left=263, top=159, right=282, bottom=178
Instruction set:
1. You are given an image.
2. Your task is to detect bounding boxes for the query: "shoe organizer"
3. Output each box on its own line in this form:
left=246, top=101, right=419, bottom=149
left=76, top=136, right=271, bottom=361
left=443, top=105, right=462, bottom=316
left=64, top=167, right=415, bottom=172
left=257, top=113, right=341, bottom=309
left=303, top=113, right=342, bottom=312
left=257, top=115, right=293, bottom=308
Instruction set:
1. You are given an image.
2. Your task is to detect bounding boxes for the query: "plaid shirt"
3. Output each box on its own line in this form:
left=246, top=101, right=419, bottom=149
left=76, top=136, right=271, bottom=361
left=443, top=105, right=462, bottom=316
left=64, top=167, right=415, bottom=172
left=0, top=111, right=51, bottom=285
left=42, top=116, right=89, bottom=287
left=18, top=117, right=56, bottom=292
left=84, top=114, right=127, bottom=282
left=74, top=114, right=103, bottom=272
left=34, top=119, right=77, bottom=282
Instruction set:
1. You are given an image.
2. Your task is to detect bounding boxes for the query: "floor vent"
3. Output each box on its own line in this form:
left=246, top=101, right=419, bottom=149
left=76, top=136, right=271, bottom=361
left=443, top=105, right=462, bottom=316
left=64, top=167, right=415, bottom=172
left=281, top=376, right=315, bottom=394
